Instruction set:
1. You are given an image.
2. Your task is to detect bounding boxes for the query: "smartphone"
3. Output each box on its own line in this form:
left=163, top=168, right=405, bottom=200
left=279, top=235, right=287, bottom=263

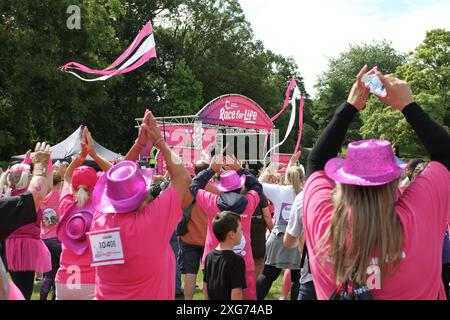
left=362, top=74, right=387, bottom=98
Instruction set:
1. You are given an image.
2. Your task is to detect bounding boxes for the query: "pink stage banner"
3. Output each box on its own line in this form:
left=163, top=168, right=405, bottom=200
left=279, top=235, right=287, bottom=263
left=141, top=124, right=216, bottom=175
left=197, top=95, right=274, bottom=131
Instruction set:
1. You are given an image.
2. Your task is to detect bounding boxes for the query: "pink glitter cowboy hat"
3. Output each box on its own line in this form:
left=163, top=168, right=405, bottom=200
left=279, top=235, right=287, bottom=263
left=57, top=203, right=94, bottom=255
left=92, top=161, right=153, bottom=214
left=324, top=139, right=403, bottom=186
left=213, top=170, right=246, bottom=192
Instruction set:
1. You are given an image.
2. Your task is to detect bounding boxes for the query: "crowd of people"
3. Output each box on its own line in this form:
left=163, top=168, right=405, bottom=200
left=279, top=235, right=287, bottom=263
left=0, top=68, right=449, bottom=300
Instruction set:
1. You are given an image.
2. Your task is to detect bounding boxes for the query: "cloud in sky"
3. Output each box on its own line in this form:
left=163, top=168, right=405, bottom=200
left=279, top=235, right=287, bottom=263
left=238, top=0, right=450, bottom=97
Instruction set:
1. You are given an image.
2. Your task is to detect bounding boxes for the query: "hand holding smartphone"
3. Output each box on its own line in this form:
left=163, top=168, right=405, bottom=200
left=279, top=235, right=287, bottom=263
left=362, top=73, right=387, bottom=98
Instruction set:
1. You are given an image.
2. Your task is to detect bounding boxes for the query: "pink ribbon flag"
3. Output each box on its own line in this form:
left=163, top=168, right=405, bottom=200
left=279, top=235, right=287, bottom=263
left=61, top=21, right=156, bottom=81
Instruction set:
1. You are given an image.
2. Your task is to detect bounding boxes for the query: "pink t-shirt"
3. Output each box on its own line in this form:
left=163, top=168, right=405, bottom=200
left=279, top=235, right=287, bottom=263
left=8, top=188, right=41, bottom=239
left=303, top=162, right=450, bottom=300
left=90, top=186, right=182, bottom=300
left=40, top=188, right=61, bottom=240
left=196, top=190, right=260, bottom=272
left=55, top=188, right=96, bottom=285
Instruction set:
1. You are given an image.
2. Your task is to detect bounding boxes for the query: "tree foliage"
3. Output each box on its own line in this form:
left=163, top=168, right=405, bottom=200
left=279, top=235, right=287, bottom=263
left=360, top=29, right=449, bottom=153
left=0, top=0, right=310, bottom=161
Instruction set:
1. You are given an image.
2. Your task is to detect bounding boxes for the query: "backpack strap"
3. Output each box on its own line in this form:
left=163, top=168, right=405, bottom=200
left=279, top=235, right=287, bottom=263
left=300, top=242, right=308, bottom=269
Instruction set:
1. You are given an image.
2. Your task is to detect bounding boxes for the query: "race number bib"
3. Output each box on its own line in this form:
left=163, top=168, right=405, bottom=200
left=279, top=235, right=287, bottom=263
left=233, top=236, right=247, bottom=257
left=87, top=228, right=125, bottom=267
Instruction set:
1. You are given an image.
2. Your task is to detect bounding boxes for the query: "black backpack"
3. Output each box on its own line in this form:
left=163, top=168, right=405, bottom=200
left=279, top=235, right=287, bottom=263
left=300, top=243, right=373, bottom=300
left=329, top=274, right=374, bottom=300
left=176, top=201, right=195, bottom=236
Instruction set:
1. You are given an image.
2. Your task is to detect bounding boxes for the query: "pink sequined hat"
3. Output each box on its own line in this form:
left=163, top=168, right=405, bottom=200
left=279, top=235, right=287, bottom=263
left=214, top=170, right=246, bottom=192
left=57, top=203, right=94, bottom=255
left=324, top=139, right=403, bottom=186
left=92, top=161, right=153, bottom=214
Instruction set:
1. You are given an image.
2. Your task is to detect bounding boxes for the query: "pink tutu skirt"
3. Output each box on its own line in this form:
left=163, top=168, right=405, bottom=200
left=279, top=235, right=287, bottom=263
left=5, top=238, right=51, bottom=272
left=8, top=280, right=24, bottom=300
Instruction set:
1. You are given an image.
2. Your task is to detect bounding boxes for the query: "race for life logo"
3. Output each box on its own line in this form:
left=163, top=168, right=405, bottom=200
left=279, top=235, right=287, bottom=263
left=42, top=208, right=58, bottom=227
left=278, top=202, right=292, bottom=223
left=233, top=236, right=246, bottom=257
left=219, top=101, right=258, bottom=124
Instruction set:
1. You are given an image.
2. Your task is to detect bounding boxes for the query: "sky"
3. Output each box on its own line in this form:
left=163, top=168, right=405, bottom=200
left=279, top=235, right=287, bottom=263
left=238, top=0, right=450, bottom=97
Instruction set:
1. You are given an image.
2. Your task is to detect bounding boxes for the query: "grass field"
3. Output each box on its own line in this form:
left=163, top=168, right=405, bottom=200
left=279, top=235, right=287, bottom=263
left=31, top=270, right=285, bottom=300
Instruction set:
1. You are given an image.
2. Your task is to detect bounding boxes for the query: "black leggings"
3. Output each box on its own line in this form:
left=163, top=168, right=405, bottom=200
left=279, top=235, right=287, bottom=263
left=9, top=271, right=35, bottom=300
left=256, top=265, right=300, bottom=300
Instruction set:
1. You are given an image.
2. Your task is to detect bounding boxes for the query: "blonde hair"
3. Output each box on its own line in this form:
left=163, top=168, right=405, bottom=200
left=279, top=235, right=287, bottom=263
left=151, top=175, right=166, bottom=186
left=7, top=164, right=31, bottom=190
left=319, top=180, right=403, bottom=285
left=73, top=185, right=91, bottom=208
left=285, top=166, right=305, bottom=196
left=0, top=172, right=10, bottom=197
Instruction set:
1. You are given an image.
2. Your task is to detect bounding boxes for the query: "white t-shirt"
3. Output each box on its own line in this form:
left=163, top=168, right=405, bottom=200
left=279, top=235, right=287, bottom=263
left=286, top=191, right=303, bottom=237
left=286, top=191, right=313, bottom=284
left=262, top=183, right=296, bottom=225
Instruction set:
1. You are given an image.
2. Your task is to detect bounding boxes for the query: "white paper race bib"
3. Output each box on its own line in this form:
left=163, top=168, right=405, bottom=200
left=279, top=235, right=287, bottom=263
left=233, top=236, right=247, bottom=257
left=87, top=228, right=125, bottom=267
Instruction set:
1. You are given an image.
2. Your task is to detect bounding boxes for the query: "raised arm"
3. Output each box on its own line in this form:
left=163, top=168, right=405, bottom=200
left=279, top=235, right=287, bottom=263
left=307, top=65, right=371, bottom=178
left=28, top=142, right=52, bottom=209
left=124, top=112, right=152, bottom=163
left=146, top=110, right=191, bottom=202
left=258, top=162, right=283, bottom=184
left=84, top=127, right=113, bottom=172
left=376, top=72, right=450, bottom=170
left=224, top=155, right=263, bottom=197
left=189, top=155, right=221, bottom=199
left=63, top=141, right=88, bottom=190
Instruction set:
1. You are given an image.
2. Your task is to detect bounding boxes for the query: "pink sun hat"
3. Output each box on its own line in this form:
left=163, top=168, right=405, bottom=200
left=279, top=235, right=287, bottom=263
left=57, top=203, right=94, bottom=255
left=213, top=170, right=246, bottom=192
left=92, top=161, right=153, bottom=214
left=324, top=139, right=403, bottom=186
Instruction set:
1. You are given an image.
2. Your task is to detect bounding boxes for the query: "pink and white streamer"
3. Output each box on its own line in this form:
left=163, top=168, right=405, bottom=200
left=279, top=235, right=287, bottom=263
left=264, top=80, right=302, bottom=163
left=61, top=21, right=156, bottom=81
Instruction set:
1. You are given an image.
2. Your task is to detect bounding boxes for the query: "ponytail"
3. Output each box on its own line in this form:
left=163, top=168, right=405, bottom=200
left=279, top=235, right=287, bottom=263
left=285, top=166, right=305, bottom=196
left=74, top=185, right=90, bottom=208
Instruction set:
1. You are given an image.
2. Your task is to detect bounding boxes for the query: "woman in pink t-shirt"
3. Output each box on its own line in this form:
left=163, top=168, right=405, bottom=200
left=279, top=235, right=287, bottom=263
left=189, top=156, right=263, bottom=300
left=39, top=171, right=63, bottom=300
left=4, top=163, right=51, bottom=300
left=303, top=66, right=450, bottom=300
left=89, top=110, right=191, bottom=300
left=55, top=127, right=112, bottom=300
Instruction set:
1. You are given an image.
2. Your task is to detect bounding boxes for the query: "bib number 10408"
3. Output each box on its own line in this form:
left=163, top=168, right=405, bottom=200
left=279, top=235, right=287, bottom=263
left=87, top=228, right=125, bottom=267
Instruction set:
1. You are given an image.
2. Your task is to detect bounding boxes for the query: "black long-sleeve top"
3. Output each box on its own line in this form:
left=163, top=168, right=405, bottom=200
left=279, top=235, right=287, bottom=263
left=307, top=102, right=450, bottom=179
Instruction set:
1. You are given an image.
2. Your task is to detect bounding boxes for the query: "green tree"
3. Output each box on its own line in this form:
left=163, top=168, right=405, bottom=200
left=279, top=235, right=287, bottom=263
left=0, top=0, right=309, bottom=163
left=163, top=59, right=203, bottom=116
left=0, top=0, right=125, bottom=159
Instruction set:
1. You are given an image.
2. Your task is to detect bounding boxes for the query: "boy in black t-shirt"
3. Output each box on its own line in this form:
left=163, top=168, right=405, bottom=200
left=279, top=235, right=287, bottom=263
left=203, top=211, right=246, bottom=300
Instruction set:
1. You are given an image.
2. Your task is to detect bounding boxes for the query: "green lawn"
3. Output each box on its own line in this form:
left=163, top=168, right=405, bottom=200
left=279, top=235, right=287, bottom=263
left=31, top=270, right=285, bottom=300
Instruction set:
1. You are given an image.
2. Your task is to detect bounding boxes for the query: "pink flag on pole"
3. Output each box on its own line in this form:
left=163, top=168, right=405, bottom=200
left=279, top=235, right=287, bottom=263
left=61, top=21, right=156, bottom=81
left=264, top=80, right=302, bottom=163
left=271, top=79, right=298, bottom=122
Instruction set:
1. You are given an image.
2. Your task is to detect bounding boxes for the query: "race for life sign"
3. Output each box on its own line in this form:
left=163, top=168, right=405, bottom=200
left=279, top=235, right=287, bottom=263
left=87, top=228, right=125, bottom=267
left=197, top=95, right=275, bottom=131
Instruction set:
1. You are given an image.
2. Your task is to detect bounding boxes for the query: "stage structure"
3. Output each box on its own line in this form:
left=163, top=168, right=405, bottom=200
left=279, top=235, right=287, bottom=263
left=135, top=94, right=290, bottom=175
